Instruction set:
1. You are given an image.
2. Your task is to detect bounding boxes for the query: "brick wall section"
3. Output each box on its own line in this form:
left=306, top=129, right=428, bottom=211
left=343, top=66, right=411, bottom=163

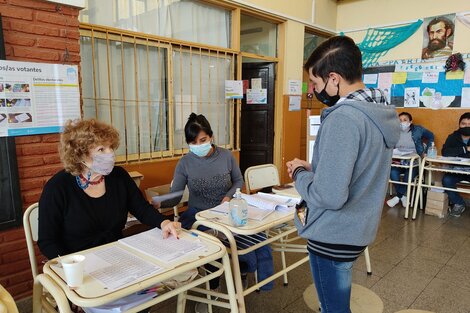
left=0, top=0, right=80, bottom=299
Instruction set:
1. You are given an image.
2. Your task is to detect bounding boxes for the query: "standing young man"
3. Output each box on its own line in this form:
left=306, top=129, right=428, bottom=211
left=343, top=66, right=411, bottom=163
left=287, top=36, right=400, bottom=313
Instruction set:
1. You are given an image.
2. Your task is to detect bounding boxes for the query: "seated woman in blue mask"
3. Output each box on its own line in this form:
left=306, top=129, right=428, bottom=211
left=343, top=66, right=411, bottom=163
left=157, top=113, right=273, bottom=312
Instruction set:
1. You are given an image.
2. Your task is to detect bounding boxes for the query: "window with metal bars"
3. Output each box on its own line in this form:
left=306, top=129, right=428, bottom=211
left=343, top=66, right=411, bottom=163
left=80, top=28, right=236, bottom=163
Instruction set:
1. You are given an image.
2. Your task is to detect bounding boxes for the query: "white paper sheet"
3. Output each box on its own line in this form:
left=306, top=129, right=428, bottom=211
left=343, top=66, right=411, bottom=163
left=363, top=74, right=378, bottom=84
left=209, top=202, right=274, bottom=221
left=118, top=228, right=206, bottom=264
left=84, top=246, right=162, bottom=291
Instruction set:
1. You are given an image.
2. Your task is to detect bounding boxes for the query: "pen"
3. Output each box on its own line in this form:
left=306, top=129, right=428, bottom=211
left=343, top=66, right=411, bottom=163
left=190, top=231, right=199, bottom=237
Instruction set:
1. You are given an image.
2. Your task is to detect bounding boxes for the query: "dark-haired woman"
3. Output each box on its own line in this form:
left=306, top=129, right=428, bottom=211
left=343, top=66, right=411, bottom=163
left=387, top=112, right=434, bottom=208
left=158, top=113, right=273, bottom=312
left=160, top=113, right=244, bottom=228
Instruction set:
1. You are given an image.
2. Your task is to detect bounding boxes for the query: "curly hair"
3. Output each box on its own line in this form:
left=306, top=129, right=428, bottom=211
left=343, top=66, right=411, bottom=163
left=59, top=119, right=120, bottom=176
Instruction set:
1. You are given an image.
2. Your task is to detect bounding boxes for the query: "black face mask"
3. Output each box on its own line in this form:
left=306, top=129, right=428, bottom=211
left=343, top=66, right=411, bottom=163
left=314, top=78, right=340, bottom=107
left=459, top=127, right=470, bottom=137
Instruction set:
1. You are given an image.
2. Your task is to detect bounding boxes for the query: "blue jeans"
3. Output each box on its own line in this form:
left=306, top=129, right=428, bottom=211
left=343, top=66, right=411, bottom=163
left=309, top=252, right=354, bottom=313
left=442, top=173, right=469, bottom=205
left=390, top=167, right=418, bottom=198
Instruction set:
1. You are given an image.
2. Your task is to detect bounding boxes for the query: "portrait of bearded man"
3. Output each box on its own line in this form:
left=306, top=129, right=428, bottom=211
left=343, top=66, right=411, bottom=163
left=422, top=15, right=455, bottom=60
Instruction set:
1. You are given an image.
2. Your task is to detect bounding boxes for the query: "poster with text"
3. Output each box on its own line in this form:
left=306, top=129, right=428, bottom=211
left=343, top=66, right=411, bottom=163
left=0, top=60, right=80, bottom=137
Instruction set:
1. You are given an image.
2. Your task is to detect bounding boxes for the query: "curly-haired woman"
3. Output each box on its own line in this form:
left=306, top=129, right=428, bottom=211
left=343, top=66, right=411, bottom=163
left=38, top=119, right=180, bottom=259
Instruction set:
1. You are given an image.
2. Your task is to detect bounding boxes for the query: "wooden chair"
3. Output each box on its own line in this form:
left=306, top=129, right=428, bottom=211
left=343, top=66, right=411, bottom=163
left=23, top=203, right=72, bottom=313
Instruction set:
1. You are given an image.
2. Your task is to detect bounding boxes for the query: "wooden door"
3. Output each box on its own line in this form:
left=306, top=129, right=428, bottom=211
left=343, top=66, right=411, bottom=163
left=240, top=62, right=275, bottom=174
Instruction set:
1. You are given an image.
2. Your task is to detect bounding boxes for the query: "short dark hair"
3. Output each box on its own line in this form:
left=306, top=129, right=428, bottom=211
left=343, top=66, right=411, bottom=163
left=184, top=113, right=213, bottom=144
left=427, top=16, right=454, bottom=37
left=303, top=36, right=363, bottom=83
left=459, top=112, right=470, bottom=123
left=399, top=112, right=413, bottom=121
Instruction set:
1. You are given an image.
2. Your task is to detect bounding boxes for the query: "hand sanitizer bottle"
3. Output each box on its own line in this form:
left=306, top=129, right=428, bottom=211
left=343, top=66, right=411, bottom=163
left=229, top=188, right=248, bottom=227
left=428, top=142, right=437, bottom=158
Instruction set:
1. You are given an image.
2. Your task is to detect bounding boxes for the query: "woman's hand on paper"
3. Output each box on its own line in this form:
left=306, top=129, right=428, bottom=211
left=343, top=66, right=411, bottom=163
left=221, top=196, right=230, bottom=204
left=161, top=220, right=181, bottom=239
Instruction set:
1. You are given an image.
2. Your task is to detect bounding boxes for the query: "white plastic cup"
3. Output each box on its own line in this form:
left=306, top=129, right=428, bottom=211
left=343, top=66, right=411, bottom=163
left=61, top=255, right=85, bottom=287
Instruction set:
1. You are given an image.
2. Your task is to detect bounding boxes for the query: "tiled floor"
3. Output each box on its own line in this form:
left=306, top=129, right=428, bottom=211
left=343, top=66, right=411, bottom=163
left=17, top=205, right=470, bottom=313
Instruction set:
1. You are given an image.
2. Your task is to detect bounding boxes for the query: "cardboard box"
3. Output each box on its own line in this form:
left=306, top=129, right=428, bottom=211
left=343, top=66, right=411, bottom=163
left=427, top=190, right=448, bottom=202
left=425, top=196, right=448, bottom=218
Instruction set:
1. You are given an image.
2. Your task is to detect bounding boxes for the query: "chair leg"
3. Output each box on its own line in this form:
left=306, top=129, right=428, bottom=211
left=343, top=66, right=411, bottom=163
left=364, top=247, right=372, bottom=275
left=176, top=291, right=187, bottom=313
left=279, top=232, right=288, bottom=286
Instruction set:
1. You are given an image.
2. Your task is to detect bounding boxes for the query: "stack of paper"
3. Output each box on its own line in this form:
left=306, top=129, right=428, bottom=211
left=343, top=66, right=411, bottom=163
left=393, top=148, right=415, bottom=156
left=209, top=192, right=296, bottom=221
left=118, top=228, right=206, bottom=263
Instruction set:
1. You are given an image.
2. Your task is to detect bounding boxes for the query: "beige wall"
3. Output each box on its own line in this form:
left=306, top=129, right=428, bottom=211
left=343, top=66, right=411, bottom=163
left=314, top=0, right=337, bottom=30
left=337, top=0, right=470, bottom=61
left=239, top=0, right=314, bottom=22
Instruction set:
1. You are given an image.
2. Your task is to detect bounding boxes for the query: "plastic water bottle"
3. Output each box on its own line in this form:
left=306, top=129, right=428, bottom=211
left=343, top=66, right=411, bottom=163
left=428, top=142, right=437, bottom=158
left=229, top=188, right=248, bottom=227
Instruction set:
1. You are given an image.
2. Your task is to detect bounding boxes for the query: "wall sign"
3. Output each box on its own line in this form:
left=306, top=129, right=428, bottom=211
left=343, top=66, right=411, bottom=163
left=0, top=60, right=80, bottom=137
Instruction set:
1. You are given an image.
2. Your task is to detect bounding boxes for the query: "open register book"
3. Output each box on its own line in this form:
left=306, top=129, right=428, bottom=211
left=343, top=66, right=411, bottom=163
left=209, top=192, right=299, bottom=221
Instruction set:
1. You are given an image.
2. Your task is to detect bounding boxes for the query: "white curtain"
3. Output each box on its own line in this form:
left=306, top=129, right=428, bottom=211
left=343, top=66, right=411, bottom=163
left=81, top=0, right=231, bottom=48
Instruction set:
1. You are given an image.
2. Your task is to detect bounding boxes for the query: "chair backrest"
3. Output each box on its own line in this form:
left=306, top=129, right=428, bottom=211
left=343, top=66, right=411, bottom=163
left=23, top=203, right=39, bottom=278
left=0, top=284, right=19, bottom=313
left=244, top=164, right=280, bottom=194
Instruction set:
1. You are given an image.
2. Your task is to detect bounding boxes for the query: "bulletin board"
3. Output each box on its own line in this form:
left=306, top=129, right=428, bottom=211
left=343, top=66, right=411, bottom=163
left=363, top=54, right=470, bottom=109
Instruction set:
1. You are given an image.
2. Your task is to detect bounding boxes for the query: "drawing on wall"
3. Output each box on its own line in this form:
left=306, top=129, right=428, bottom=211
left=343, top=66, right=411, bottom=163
left=404, top=87, right=420, bottom=107
left=422, top=14, right=455, bottom=60
left=420, top=87, right=455, bottom=109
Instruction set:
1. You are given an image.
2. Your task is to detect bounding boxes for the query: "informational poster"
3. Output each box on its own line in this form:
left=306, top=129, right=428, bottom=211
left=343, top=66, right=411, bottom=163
left=288, top=96, right=301, bottom=111
left=251, top=78, right=262, bottom=90
left=0, top=60, right=80, bottom=137
left=246, top=89, right=267, bottom=104
left=225, top=80, right=243, bottom=99
left=288, top=80, right=302, bottom=95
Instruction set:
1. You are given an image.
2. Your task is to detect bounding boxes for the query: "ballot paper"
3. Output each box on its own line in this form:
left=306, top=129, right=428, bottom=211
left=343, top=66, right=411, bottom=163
left=118, top=228, right=206, bottom=264
left=84, top=246, right=162, bottom=291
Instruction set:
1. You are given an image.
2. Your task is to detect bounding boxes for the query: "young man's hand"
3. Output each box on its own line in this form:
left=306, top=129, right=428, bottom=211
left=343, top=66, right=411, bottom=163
left=286, top=158, right=311, bottom=178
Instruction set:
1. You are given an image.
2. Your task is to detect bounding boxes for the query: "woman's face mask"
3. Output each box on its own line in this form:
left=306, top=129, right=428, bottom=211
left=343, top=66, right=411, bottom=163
left=88, top=152, right=115, bottom=175
left=189, top=142, right=212, bottom=157
left=400, top=122, right=411, bottom=131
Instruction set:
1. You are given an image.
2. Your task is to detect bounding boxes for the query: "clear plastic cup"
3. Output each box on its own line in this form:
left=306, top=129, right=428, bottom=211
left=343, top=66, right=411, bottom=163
left=61, top=254, right=85, bottom=287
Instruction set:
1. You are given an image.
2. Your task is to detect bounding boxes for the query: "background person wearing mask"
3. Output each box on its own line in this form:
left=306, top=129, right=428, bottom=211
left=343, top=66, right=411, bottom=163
left=287, top=36, right=400, bottom=313
left=441, top=112, right=470, bottom=217
left=387, top=112, right=434, bottom=208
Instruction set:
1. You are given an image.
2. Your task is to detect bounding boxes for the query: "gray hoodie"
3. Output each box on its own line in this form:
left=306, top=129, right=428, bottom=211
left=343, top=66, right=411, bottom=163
left=294, top=100, right=400, bottom=247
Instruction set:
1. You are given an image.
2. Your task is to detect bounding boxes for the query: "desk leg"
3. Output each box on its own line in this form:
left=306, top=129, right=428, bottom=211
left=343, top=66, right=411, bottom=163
left=222, top=253, right=240, bottom=313
left=225, top=232, right=247, bottom=313
left=176, top=291, right=187, bottom=313
left=404, top=158, right=415, bottom=219
left=412, top=158, right=426, bottom=220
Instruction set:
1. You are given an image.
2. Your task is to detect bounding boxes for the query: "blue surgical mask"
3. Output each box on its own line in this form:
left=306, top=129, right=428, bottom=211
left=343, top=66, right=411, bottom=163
left=189, top=142, right=212, bottom=157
